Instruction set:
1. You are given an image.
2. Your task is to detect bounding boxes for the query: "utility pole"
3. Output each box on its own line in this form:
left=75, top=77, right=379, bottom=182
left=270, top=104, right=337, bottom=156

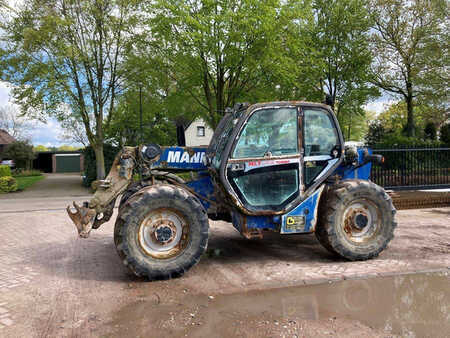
left=139, top=85, right=143, bottom=144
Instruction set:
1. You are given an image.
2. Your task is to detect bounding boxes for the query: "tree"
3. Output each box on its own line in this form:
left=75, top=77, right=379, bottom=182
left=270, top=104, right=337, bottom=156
left=376, top=101, right=444, bottom=139
left=33, top=145, right=49, bottom=152
left=309, top=0, right=378, bottom=113
left=424, top=122, right=437, bottom=141
left=105, top=90, right=177, bottom=147
left=440, top=124, right=450, bottom=145
left=0, top=0, right=142, bottom=179
left=274, top=0, right=379, bottom=137
left=312, top=0, right=379, bottom=135
left=365, top=120, right=387, bottom=146
left=338, top=110, right=375, bottom=142
left=58, top=115, right=90, bottom=147
left=3, top=140, right=35, bottom=169
left=58, top=145, right=79, bottom=151
left=0, top=105, right=33, bottom=140
left=148, top=0, right=297, bottom=128
left=369, top=0, right=448, bottom=137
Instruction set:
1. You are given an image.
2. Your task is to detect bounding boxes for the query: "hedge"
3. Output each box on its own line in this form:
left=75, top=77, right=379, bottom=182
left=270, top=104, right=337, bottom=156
left=0, top=176, right=18, bottom=193
left=0, top=165, right=12, bottom=178
left=371, top=134, right=444, bottom=149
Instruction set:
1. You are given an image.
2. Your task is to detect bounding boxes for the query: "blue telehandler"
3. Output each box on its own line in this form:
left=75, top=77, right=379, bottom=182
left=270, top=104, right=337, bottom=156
left=67, top=101, right=396, bottom=279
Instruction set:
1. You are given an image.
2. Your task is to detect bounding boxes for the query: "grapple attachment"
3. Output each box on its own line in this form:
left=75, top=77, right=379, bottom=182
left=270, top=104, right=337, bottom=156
left=66, top=201, right=96, bottom=238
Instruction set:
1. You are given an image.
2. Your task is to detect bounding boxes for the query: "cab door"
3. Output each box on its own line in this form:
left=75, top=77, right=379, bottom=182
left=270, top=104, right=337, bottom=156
left=225, top=106, right=302, bottom=213
left=302, top=107, right=342, bottom=192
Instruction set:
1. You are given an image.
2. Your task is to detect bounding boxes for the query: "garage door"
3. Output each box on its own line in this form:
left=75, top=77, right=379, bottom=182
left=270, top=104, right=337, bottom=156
left=55, top=154, right=81, bottom=173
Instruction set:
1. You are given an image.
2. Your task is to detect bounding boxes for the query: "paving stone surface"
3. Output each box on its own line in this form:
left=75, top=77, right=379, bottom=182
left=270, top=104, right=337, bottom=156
left=0, top=195, right=448, bottom=337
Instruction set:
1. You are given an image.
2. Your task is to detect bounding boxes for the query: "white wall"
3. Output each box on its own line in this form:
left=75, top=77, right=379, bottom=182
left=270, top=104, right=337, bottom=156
left=185, top=118, right=214, bottom=147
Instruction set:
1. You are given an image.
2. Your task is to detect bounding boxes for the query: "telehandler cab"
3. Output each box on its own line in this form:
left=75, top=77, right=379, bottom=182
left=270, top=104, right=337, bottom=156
left=67, top=101, right=396, bottom=279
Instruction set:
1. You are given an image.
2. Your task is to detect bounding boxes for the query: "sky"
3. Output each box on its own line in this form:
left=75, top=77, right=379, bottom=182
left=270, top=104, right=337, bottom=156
left=0, top=81, right=78, bottom=147
left=0, top=80, right=394, bottom=147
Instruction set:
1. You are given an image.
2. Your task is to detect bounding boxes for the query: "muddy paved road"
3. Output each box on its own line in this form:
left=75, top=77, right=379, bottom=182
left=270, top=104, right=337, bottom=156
left=0, top=201, right=448, bottom=337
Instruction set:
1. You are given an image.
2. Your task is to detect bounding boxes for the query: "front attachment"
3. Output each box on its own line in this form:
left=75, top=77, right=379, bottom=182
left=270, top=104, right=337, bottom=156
left=66, top=202, right=96, bottom=238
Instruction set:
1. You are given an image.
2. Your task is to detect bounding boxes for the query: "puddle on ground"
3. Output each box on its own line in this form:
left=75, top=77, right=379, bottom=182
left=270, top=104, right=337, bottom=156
left=105, top=271, right=449, bottom=337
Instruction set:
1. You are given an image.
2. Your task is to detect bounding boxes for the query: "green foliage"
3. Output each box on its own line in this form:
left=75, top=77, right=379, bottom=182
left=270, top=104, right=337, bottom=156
left=338, top=110, right=373, bottom=142
left=370, top=0, right=448, bottom=137
left=0, top=165, right=12, bottom=177
left=147, top=0, right=298, bottom=128
left=105, top=91, right=178, bottom=147
left=0, top=0, right=142, bottom=179
left=0, top=176, right=18, bottom=193
left=309, top=0, right=378, bottom=110
left=33, top=145, right=49, bottom=152
left=57, top=145, right=79, bottom=151
left=12, top=169, right=42, bottom=177
left=424, top=122, right=437, bottom=141
left=2, top=141, right=36, bottom=169
left=440, top=124, right=450, bottom=145
left=365, top=120, right=386, bottom=146
left=82, top=144, right=119, bottom=187
left=367, top=102, right=446, bottom=144
left=372, top=134, right=443, bottom=148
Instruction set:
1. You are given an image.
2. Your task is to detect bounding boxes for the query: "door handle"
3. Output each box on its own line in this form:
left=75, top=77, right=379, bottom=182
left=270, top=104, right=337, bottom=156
left=228, top=163, right=245, bottom=172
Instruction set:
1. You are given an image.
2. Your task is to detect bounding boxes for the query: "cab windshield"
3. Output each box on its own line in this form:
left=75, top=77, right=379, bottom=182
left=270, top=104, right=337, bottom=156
left=232, top=107, right=298, bottom=158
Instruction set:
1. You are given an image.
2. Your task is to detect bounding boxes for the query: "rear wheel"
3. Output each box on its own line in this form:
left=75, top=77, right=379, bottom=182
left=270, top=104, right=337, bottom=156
left=114, top=184, right=209, bottom=279
left=316, top=179, right=396, bottom=260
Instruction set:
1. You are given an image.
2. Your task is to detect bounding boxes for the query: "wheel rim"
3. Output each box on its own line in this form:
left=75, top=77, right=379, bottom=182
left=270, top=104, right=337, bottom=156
left=138, top=208, right=190, bottom=259
left=342, top=199, right=381, bottom=244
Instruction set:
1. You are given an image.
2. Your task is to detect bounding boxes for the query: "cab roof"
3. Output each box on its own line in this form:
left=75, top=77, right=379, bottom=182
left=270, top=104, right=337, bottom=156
left=246, top=101, right=331, bottom=112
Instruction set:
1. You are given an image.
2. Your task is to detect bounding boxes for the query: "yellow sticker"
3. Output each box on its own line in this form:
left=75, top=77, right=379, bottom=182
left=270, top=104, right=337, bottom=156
left=287, top=217, right=296, bottom=225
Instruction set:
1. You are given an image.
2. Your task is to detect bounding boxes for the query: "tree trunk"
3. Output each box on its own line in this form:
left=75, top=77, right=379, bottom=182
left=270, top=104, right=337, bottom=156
left=93, top=143, right=106, bottom=180
left=405, top=93, right=415, bottom=137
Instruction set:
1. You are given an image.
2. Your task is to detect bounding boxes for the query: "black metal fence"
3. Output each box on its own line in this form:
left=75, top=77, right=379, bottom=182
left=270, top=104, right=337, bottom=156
left=370, top=145, right=450, bottom=190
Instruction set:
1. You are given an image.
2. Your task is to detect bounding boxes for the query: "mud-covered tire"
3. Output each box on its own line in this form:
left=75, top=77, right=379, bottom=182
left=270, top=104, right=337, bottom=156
left=119, top=181, right=150, bottom=209
left=119, top=173, right=185, bottom=209
left=316, top=179, right=397, bottom=260
left=114, top=184, right=209, bottom=280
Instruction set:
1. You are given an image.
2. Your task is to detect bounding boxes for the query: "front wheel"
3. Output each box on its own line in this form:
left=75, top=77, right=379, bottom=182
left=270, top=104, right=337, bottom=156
left=316, top=180, right=397, bottom=260
left=114, top=184, right=209, bottom=279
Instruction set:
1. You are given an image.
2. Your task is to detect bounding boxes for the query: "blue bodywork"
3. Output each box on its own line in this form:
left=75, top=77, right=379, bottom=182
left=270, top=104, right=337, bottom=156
left=156, top=146, right=373, bottom=235
left=280, top=187, right=324, bottom=234
left=150, top=147, right=208, bottom=171
left=335, top=148, right=372, bottom=180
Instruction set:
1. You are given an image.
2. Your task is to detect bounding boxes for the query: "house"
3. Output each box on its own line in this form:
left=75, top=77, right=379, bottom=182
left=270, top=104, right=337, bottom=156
left=184, top=118, right=214, bottom=147
left=0, top=129, right=16, bottom=158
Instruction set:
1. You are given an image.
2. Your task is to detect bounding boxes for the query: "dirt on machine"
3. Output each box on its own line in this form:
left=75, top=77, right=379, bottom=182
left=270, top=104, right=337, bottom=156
left=67, top=101, right=395, bottom=280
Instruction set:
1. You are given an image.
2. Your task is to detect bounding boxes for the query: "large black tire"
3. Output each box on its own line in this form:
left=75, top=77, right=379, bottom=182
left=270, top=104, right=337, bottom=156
left=316, top=179, right=397, bottom=260
left=118, top=181, right=150, bottom=209
left=114, top=184, right=209, bottom=279
left=119, top=172, right=184, bottom=209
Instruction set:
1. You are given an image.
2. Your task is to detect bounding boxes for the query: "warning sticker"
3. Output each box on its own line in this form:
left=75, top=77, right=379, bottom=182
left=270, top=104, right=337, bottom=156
left=244, top=158, right=299, bottom=172
left=285, top=216, right=306, bottom=231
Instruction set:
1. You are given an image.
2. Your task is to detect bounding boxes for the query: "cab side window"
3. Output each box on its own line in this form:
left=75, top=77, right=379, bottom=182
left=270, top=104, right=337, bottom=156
left=303, top=109, right=338, bottom=157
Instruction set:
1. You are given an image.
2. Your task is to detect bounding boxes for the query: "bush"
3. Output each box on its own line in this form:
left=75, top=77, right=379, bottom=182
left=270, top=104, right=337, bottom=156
left=12, top=169, right=43, bottom=177
left=440, top=123, right=450, bottom=145
left=0, top=165, right=12, bottom=177
left=365, top=120, right=387, bottom=146
left=0, top=176, right=18, bottom=193
left=424, top=122, right=437, bottom=140
left=371, top=134, right=443, bottom=149
left=82, top=144, right=119, bottom=187
left=2, top=141, right=35, bottom=169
